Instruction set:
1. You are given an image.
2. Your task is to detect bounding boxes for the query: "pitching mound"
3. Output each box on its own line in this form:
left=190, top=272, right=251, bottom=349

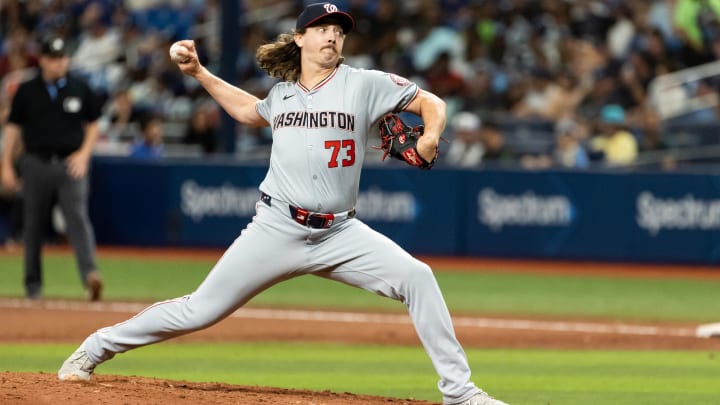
left=1, top=372, right=438, bottom=404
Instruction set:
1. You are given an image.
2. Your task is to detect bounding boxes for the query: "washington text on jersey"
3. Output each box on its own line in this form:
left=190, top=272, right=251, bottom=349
left=272, top=111, right=356, bottom=132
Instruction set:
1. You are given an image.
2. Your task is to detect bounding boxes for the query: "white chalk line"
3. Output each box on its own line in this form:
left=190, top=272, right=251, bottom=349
left=0, top=298, right=698, bottom=338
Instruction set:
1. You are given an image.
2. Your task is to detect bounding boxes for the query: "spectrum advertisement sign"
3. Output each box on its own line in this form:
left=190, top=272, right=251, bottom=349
left=463, top=170, right=720, bottom=263
left=88, top=158, right=720, bottom=263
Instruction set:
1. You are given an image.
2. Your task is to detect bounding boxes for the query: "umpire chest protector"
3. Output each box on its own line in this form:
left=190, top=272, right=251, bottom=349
left=9, top=73, right=100, bottom=156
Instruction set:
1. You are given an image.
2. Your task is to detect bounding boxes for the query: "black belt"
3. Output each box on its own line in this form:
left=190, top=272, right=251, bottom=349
left=260, top=192, right=355, bottom=229
left=28, top=151, right=72, bottom=162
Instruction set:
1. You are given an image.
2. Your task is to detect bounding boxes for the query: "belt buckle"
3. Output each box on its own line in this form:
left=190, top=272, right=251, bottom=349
left=290, top=205, right=335, bottom=228
left=308, top=213, right=334, bottom=228
left=292, top=207, right=310, bottom=226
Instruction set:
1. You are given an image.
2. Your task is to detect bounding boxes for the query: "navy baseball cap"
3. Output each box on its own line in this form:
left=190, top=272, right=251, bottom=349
left=41, top=36, right=68, bottom=57
left=296, top=2, right=355, bottom=34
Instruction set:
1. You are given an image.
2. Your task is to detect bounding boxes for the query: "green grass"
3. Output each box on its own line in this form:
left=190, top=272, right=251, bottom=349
left=2, top=343, right=719, bottom=405
left=3, top=251, right=720, bottom=404
left=1, top=252, right=720, bottom=322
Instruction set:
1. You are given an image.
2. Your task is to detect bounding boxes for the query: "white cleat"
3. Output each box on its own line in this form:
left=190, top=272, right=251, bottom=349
left=455, top=391, right=510, bottom=405
left=696, top=322, right=720, bottom=338
left=58, top=346, right=96, bottom=381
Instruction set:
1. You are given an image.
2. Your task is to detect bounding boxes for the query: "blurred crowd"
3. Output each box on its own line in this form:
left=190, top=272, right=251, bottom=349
left=2, top=0, right=720, bottom=169
left=0, top=0, right=222, bottom=158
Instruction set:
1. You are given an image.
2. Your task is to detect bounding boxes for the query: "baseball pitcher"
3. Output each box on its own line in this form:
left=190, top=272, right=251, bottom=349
left=58, top=3, right=508, bottom=405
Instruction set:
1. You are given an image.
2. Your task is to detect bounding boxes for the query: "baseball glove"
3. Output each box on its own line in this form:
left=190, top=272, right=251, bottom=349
left=376, top=113, right=438, bottom=169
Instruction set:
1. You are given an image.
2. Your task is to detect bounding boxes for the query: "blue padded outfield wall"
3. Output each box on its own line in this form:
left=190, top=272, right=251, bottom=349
left=88, top=157, right=720, bottom=264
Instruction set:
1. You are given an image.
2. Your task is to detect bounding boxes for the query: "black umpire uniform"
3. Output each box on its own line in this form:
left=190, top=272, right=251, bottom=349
left=0, top=36, right=103, bottom=301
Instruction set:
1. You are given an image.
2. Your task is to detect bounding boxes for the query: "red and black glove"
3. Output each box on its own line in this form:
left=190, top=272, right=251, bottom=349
left=376, top=114, right=438, bottom=169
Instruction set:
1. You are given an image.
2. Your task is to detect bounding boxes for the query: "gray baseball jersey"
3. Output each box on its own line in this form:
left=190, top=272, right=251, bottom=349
left=256, top=64, right=418, bottom=212
left=75, top=65, right=481, bottom=404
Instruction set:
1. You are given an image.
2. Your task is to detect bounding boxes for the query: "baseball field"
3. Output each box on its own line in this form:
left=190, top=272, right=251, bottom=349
left=1, top=246, right=719, bottom=404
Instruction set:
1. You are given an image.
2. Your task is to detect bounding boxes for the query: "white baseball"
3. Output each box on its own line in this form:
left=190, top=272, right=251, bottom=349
left=169, top=42, right=191, bottom=63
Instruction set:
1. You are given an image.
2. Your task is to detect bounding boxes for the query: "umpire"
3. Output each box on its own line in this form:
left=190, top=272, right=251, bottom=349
left=0, top=35, right=103, bottom=301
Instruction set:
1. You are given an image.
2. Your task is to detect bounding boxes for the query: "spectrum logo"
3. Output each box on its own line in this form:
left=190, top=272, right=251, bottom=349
left=477, top=188, right=573, bottom=231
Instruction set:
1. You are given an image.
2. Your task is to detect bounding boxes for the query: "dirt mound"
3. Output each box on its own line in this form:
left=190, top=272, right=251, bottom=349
left=0, top=372, right=439, bottom=405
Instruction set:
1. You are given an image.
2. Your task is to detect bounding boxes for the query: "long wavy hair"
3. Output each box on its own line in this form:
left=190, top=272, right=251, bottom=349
left=256, top=24, right=345, bottom=83
left=256, top=31, right=303, bottom=82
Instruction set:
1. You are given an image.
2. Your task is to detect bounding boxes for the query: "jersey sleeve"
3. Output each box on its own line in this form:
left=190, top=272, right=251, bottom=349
left=255, top=85, right=276, bottom=123
left=82, top=81, right=102, bottom=122
left=361, top=69, right=420, bottom=123
left=7, top=83, right=28, bottom=126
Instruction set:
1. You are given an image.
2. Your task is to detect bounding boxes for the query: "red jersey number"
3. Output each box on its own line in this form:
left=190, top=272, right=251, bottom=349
left=325, top=139, right=355, bottom=168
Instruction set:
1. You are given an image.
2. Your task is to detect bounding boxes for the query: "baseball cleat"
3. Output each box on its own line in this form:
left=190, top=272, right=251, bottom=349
left=696, top=322, right=720, bottom=338
left=455, top=391, right=509, bottom=405
left=58, top=346, right=96, bottom=381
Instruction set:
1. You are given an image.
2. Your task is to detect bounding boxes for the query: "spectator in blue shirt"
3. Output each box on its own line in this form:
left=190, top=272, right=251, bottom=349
left=129, top=113, right=163, bottom=160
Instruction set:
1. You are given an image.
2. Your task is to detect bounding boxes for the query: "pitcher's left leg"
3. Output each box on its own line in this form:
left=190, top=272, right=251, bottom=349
left=312, top=220, right=480, bottom=404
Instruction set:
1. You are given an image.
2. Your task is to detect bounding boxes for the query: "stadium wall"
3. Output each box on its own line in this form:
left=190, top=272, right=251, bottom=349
left=10, top=157, right=720, bottom=264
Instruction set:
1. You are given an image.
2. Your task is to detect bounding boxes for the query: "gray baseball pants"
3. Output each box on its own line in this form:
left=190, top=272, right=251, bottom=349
left=82, top=197, right=480, bottom=404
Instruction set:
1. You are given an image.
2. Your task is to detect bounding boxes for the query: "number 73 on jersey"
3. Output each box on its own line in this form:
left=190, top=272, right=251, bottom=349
left=325, top=139, right=355, bottom=168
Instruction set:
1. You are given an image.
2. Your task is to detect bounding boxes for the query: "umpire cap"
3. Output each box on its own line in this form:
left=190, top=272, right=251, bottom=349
left=296, top=2, right=355, bottom=34
left=41, top=36, right=68, bottom=57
